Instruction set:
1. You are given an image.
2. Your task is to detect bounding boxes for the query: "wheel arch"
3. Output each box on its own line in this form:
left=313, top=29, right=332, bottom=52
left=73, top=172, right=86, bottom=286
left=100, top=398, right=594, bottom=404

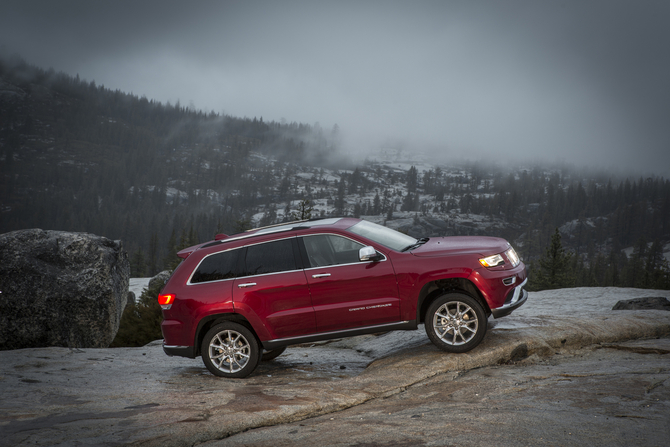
left=194, top=313, right=258, bottom=357
left=416, top=277, right=491, bottom=324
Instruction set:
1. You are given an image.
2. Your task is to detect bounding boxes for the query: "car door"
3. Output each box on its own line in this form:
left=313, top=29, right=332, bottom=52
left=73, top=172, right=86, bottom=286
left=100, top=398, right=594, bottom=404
left=232, top=237, right=316, bottom=340
left=300, top=234, right=400, bottom=332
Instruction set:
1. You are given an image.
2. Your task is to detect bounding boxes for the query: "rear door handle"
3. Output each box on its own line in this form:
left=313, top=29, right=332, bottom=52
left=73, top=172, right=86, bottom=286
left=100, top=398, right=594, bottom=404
left=311, top=273, right=331, bottom=278
left=237, top=282, right=257, bottom=288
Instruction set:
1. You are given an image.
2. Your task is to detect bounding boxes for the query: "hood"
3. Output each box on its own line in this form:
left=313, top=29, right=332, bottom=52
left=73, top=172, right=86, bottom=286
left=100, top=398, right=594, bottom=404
left=410, top=236, right=509, bottom=258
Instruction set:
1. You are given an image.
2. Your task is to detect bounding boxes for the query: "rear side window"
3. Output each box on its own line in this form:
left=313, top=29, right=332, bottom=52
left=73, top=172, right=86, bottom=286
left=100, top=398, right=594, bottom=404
left=191, top=249, right=239, bottom=283
left=243, top=239, right=297, bottom=276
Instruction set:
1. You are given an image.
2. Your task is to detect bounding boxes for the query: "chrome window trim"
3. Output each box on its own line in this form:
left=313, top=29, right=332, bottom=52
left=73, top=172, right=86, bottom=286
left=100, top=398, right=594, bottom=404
left=187, top=276, right=236, bottom=286
left=234, top=267, right=306, bottom=281
left=302, top=256, right=388, bottom=271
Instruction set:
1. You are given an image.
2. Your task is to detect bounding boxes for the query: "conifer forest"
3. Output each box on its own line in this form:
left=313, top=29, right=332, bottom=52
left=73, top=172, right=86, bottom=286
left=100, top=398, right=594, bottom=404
left=1, top=53, right=669, bottom=290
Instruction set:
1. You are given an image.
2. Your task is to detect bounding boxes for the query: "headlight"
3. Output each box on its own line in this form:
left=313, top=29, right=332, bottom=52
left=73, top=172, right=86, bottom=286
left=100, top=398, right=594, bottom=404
left=479, top=254, right=505, bottom=268
left=506, top=247, right=520, bottom=267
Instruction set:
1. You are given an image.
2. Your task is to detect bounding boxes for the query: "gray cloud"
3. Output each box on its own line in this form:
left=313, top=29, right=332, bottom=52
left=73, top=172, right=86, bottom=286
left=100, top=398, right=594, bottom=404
left=2, top=0, right=669, bottom=175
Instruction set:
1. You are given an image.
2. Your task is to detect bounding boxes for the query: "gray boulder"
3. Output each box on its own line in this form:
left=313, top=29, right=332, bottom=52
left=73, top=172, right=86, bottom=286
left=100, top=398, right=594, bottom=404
left=127, top=291, right=136, bottom=307
left=0, top=229, right=130, bottom=350
left=148, top=270, right=172, bottom=292
left=612, top=297, right=670, bottom=311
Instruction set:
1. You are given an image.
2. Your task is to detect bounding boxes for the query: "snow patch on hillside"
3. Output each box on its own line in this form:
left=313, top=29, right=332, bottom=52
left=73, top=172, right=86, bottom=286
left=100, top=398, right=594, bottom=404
left=129, top=277, right=151, bottom=300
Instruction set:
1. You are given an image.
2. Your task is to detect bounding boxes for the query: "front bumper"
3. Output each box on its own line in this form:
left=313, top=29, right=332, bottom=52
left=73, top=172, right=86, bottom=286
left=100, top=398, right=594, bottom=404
left=491, top=278, right=528, bottom=318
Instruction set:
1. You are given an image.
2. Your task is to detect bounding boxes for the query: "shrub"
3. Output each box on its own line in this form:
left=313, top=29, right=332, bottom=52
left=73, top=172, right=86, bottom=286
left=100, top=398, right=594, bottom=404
left=110, top=280, right=164, bottom=347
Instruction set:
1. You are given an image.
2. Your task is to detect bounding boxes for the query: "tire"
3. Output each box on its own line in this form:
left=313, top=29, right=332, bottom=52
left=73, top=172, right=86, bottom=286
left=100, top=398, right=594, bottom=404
left=425, top=293, right=487, bottom=353
left=201, top=322, right=260, bottom=378
left=261, top=346, right=287, bottom=361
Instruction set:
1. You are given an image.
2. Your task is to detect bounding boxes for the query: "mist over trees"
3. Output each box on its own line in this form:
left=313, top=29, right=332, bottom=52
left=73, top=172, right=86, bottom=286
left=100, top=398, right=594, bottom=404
left=1, top=53, right=669, bottom=290
left=0, top=53, right=345, bottom=266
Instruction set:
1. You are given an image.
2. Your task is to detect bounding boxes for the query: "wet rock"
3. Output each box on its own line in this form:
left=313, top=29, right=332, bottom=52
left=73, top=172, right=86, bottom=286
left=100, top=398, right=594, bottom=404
left=508, top=343, right=529, bottom=362
left=127, top=291, right=136, bottom=307
left=0, top=229, right=129, bottom=350
left=0, top=289, right=669, bottom=447
left=408, top=225, right=424, bottom=238
left=424, top=217, right=448, bottom=230
left=612, top=297, right=670, bottom=311
left=149, top=270, right=172, bottom=291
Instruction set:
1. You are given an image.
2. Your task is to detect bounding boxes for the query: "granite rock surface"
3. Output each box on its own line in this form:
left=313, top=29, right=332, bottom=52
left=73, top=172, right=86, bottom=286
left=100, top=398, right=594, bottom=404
left=0, top=229, right=129, bottom=350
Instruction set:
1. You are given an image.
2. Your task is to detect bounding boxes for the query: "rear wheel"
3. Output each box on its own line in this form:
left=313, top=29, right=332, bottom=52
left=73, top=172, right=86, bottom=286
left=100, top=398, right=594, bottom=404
left=201, top=322, right=260, bottom=378
left=425, top=293, right=487, bottom=353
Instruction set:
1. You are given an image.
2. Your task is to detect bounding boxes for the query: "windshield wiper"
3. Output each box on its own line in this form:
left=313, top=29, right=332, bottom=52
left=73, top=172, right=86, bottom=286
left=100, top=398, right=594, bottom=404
left=402, top=237, right=429, bottom=252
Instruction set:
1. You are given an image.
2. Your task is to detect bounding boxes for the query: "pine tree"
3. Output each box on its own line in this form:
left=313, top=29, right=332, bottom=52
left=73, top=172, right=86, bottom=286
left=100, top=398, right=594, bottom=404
left=407, top=166, right=418, bottom=193
left=129, top=248, right=147, bottom=277
left=110, top=280, right=164, bottom=347
left=530, top=228, right=575, bottom=291
left=148, top=231, right=158, bottom=276
left=291, top=199, right=313, bottom=220
left=386, top=202, right=394, bottom=220
left=645, top=240, right=666, bottom=288
left=334, top=179, right=346, bottom=215
left=163, top=229, right=177, bottom=271
left=373, top=192, right=381, bottom=215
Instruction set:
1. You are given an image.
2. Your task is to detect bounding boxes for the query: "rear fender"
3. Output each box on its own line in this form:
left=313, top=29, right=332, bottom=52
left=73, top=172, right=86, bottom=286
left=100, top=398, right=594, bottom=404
left=194, top=313, right=259, bottom=357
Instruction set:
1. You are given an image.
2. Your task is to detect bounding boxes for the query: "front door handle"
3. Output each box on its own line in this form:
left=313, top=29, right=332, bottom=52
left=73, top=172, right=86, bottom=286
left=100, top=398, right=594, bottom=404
left=237, top=282, right=257, bottom=288
left=311, top=273, right=331, bottom=279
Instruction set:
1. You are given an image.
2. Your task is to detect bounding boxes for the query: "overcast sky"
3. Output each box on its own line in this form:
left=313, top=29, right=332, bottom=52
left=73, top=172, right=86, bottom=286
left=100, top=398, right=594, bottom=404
left=1, top=0, right=669, bottom=175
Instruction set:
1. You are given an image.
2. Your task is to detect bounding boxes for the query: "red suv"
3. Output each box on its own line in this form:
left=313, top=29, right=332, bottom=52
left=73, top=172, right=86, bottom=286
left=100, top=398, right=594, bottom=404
left=159, top=218, right=527, bottom=378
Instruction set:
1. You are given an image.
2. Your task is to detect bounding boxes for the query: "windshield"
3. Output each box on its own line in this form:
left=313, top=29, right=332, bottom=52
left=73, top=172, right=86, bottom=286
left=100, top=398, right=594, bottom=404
left=347, top=220, right=417, bottom=251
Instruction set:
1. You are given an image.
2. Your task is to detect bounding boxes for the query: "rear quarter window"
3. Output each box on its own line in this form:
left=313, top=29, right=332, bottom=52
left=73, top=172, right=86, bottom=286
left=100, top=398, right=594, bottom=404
left=190, top=249, right=239, bottom=283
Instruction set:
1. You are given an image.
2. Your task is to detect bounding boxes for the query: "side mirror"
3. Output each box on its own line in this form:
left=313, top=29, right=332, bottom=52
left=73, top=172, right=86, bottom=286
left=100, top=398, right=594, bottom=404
left=359, top=246, right=381, bottom=262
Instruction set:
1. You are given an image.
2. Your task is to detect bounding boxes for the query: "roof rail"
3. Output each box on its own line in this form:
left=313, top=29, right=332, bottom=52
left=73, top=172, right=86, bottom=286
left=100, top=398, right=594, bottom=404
left=244, top=219, right=309, bottom=233
left=244, top=217, right=343, bottom=234
left=202, top=217, right=344, bottom=250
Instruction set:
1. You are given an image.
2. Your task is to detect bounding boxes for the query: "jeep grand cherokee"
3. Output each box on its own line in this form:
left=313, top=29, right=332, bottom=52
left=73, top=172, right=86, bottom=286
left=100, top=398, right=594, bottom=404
left=159, top=218, right=528, bottom=378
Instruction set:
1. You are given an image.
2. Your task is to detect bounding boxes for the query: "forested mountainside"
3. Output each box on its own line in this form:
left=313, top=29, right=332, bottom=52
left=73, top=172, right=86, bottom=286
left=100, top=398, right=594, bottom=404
left=1, top=53, right=669, bottom=289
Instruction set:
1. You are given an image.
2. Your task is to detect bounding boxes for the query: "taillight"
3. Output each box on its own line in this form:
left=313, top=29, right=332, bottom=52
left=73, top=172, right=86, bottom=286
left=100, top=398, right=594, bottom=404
left=158, top=294, right=175, bottom=309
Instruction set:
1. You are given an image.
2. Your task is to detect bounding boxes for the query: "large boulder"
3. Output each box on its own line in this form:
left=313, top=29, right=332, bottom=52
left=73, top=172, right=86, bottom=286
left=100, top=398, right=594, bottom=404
left=0, top=229, right=130, bottom=350
left=612, top=297, right=670, bottom=311
left=148, top=270, right=172, bottom=292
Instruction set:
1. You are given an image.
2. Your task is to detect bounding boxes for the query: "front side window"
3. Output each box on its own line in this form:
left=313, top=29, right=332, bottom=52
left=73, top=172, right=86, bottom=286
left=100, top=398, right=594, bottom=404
left=303, top=234, right=365, bottom=267
left=191, top=249, right=239, bottom=284
left=243, top=239, right=297, bottom=276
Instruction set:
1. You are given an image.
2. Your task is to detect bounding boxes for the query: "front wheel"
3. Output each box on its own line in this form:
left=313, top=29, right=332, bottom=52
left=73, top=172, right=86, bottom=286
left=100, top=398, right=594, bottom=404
left=425, top=293, right=487, bottom=353
left=201, top=322, right=260, bottom=378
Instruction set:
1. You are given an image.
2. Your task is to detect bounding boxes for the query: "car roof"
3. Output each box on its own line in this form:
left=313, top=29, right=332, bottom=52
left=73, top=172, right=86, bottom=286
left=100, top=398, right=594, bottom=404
left=177, top=217, right=359, bottom=259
